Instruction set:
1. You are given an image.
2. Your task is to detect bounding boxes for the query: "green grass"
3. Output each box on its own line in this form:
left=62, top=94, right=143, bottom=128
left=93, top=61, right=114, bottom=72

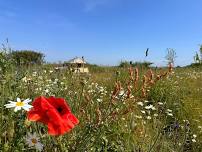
left=0, top=64, right=202, bottom=151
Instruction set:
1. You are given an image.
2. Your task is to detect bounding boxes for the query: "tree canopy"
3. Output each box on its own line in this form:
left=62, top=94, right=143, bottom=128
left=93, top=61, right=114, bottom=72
left=10, top=50, right=45, bottom=66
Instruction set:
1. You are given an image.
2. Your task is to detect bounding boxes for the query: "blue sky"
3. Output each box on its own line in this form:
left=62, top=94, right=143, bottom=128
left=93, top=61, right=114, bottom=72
left=0, top=0, right=202, bottom=66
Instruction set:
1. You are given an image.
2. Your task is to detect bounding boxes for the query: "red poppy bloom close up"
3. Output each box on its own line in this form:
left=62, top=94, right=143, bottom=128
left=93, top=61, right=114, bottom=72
left=27, top=96, right=79, bottom=135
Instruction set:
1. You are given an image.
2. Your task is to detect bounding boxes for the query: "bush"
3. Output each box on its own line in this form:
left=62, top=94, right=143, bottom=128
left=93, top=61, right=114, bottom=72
left=10, top=50, right=45, bottom=66
left=119, top=61, right=153, bottom=68
left=119, top=61, right=130, bottom=68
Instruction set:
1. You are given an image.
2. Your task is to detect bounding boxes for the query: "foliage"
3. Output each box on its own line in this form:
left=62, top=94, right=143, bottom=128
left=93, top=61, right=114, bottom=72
left=165, top=48, right=177, bottom=65
left=194, top=45, right=202, bottom=64
left=0, top=42, right=201, bottom=151
left=0, top=43, right=14, bottom=77
left=132, top=61, right=153, bottom=68
left=0, top=62, right=201, bottom=151
left=119, top=61, right=131, bottom=68
left=119, top=61, right=153, bottom=68
left=10, top=50, right=45, bottom=66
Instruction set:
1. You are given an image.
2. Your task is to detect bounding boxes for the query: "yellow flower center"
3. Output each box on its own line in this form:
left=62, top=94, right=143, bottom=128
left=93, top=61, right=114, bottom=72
left=16, top=101, right=24, bottom=107
left=31, top=138, right=37, bottom=144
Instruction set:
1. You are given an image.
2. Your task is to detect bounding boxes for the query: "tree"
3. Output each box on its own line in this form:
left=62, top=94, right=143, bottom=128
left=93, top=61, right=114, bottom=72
left=194, top=52, right=200, bottom=63
left=199, top=45, right=202, bottom=63
left=193, top=45, right=202, bottom=64
left=10, top=50, right=45, bottom=66
left=119, top=61, right=153, bottom=68
left=165, top=48, right=177, bottom=66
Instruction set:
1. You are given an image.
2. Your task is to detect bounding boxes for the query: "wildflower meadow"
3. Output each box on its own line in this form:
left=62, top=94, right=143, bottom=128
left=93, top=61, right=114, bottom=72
left=0, top=46, right=202, bottom=152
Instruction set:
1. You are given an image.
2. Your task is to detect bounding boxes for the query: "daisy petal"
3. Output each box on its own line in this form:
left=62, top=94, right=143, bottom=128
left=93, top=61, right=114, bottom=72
left=22, top=104, right=33, bottom=111
left=22, top=106, right=30, bottom=111
left=24, top=99, right=32, bottom=103
left=35, top=143, right=43, bottom=151
left=4, top=103, right=15, bottom=106
left=22, top=105, right=33, bottom=111
left=14, top=106, right=21, bottom=112
left=17, top=98, right=21, bottom=102
left=27, top=132, right=32, bottom=138
left=25, top=104, right=33, bottom=108
left=5, top=104, right=16, bottom=108
left=8, top=101, right=16, bottom=104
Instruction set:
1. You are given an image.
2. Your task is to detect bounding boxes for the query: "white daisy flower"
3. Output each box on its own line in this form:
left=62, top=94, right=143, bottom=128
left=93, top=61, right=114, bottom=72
left=22, top=76, right=28, bottom=82
left=45, top=89, right=49, bottom=93
left=25, top=133, right=43, bottom=151
left=154, top=113, right=158, bottom=117
left=145, top=104, right=155, bottom=110
left=129, top=95, right=134, bottom=98
left=151, top=106, right=156, bottom=111
left=198, top=126, right=202, bottom=129
left=97, top=98, right=103, bottom=102
left=166, top=113, right=173, bottom=117
left=119, top=90, right=125, bottom=96
left=135, top=115, right=143, bottom=119
left=141, top=110, right=146, bottom=114
left=158, top=102, right=164, bottom=105
left=4, top=98, right=33, bottom=112
left=167, top=109, right=172, bottom=113
left=147, top=116, right=152, bottom=120
left=137, top=102, right=144, bottom=106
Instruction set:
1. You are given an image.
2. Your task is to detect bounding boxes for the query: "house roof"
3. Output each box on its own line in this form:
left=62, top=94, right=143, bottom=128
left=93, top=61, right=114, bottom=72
left=68, top=57, right=87, bottom=64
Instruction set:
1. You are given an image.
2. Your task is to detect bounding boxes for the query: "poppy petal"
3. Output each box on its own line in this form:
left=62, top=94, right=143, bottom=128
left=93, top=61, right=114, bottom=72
left=67, top=113, right=79, bottom=125
left=28, top=112, right=41, bottom=121
left=27, top=96, right=79, bottom=136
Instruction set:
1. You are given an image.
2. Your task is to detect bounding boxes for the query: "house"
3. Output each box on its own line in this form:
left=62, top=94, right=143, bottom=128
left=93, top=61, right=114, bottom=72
left=67, top=57, right=89, bottom=73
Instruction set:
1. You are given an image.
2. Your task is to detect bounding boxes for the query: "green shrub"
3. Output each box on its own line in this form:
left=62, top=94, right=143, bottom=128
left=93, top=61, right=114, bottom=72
left=10, top=50, right=45, bottom=66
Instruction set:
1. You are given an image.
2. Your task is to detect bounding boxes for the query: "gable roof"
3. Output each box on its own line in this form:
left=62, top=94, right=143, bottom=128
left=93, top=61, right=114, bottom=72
left=68, top=57, right=86, bottom=64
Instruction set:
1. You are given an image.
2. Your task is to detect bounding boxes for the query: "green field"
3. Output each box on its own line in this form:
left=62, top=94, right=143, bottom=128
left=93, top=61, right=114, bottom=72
left=0, top=61, right=202, bottom=151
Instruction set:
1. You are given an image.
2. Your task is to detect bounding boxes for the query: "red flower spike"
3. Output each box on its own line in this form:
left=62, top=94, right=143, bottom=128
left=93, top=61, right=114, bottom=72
left=28, top=96, right=79, bottom=136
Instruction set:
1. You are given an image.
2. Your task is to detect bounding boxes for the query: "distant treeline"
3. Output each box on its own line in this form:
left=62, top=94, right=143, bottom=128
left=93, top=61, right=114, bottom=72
left=119, top=61, right=153, bottom=68
left=1, top=44, right=202, bottom=68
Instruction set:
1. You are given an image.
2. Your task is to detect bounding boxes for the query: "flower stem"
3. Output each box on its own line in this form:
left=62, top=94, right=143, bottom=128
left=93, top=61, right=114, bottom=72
left=55, top=137, right=63, bottom=152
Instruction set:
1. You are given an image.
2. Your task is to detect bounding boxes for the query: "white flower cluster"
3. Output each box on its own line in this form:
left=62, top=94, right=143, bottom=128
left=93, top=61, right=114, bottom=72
left=4, top=98, right=43, bottom=151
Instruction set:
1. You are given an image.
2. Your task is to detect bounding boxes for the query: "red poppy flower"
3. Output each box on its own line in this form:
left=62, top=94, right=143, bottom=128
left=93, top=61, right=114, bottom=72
left=27, top=96, right=79, bottom=135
